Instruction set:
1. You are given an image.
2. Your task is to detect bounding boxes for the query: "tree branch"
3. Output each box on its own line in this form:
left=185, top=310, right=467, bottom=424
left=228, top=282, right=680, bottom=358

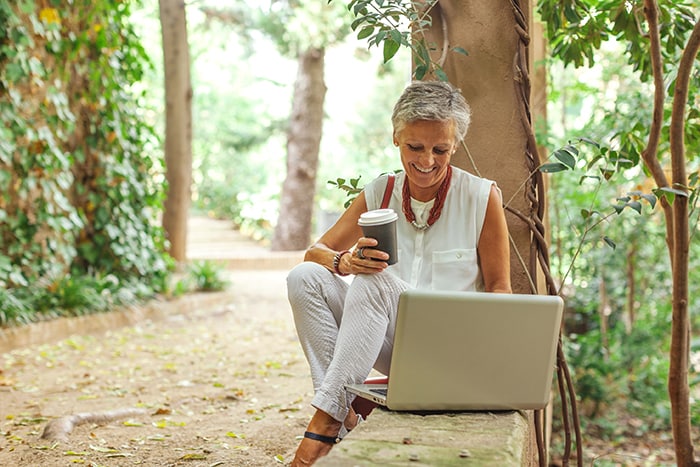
left=641, top=0, right=675, bottom=261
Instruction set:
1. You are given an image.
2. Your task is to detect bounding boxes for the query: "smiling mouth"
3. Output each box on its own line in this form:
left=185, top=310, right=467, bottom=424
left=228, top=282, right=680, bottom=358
left=413, top=164, right=436, bottom=174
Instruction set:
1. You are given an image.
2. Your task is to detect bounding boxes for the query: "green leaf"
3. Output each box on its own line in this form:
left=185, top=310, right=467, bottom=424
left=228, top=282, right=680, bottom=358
left=657, top=186, right=688, bottom=198
left=641, top=194, right=657, bottom=208
left=19, top=0, right=35, bottom=14
left=388, top=29, right=403, bottom=45
left=451, top=46, right=468, bottom=56
left=578, top=137, right=600, bottom=148
left=350, top=15, right=367, bottom=31
left=586, top=154, right=603, bottom=170
left=382, top=38, right=400, bottom=63
left=64, top=451, right=89, bottom=456
left=123, top=420, right=143, bottom=427
left=5, top=63, right=26, bottom=82
left=540, top=162, right=569, bottom=173
left=600, top=168, right=614, bottom=180
left=627, top=201, right=642, bottom=214
left=89, top=445, right=120, bottom=453
left=553, top=148, right=576, bottom=169
left=414, top=64, right=428, bottom=80
left=435, top=68, right=448, bottom=82
left=357, top=25, right=374, bottom=40
left=415, top=40, right=431, bottom=66
left=603, top=236, right=616, bottom=250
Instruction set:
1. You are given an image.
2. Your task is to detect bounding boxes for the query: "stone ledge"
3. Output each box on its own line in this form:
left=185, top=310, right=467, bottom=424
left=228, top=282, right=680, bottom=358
left=319, top=409, right=536, bottom=466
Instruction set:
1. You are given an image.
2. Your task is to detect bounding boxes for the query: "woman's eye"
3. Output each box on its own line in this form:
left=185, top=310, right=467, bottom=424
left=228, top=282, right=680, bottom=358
left=407, top=145, right=422, bottom=152
left=433, top=148, right=448, bottom=155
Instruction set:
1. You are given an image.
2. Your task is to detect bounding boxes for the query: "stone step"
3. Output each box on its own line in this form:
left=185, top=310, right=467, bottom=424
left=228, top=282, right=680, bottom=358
left=186, top=215, right=304, bottom=270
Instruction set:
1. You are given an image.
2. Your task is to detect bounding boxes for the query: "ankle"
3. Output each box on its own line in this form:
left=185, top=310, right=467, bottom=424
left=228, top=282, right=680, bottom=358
left=307, top=414, right=342, bottom=436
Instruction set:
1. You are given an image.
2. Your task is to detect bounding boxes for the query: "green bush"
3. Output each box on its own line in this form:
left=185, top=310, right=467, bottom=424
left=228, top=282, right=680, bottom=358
left=0, top=273, right=150, bottom=327
left=0, top=0, right=170, bottom=317
left=175, top=260, right=230, bottom=293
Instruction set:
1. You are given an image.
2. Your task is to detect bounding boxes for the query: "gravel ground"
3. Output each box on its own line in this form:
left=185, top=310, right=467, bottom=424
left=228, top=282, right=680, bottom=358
left=0, top=270, right=315, bottom=466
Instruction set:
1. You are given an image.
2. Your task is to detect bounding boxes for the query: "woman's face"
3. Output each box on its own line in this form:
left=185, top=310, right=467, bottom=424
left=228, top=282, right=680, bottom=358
left=394, top=119, right=457, bottom=201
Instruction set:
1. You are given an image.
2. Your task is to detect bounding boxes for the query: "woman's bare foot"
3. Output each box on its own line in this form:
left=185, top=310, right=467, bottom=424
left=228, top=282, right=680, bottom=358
left=291, top=410, right=342, bottom=467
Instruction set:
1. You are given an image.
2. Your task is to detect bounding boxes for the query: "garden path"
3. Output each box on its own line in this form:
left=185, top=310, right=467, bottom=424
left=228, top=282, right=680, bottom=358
left=0, top=215, right=312, bottom=466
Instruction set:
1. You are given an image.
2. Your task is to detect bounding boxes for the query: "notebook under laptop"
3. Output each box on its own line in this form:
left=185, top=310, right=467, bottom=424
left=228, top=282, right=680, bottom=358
left=345, top=289, right=564, bottom=411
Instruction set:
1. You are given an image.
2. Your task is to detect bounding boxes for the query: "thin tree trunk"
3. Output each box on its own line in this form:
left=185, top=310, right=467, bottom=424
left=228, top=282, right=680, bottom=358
left=624, top=242, right=636, bottom=334
left=641, top=4, right=698, bottom=463
left=159, top=0, right=193, bottom=263
left=271, top=47, right=326, bottom=251
left=597, top=273, right=609, bottom=356
left=668, top=18, right=700, bottom=467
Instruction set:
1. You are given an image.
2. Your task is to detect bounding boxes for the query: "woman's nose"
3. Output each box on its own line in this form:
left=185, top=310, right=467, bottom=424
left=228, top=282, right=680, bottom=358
left=417, top=150, right=434, bottom=164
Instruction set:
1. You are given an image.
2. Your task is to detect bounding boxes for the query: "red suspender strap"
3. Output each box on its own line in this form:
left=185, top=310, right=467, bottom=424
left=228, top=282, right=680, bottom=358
left=381, top=174, right=395, bottom=209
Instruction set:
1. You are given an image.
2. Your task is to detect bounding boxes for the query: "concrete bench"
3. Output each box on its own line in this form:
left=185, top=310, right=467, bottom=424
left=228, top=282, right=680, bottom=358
left=318, top=409, right=537, bottom=466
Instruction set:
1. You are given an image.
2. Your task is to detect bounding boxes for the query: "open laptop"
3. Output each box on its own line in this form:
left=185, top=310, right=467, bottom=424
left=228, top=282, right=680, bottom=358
left=345, top=289, right=564, bottom=411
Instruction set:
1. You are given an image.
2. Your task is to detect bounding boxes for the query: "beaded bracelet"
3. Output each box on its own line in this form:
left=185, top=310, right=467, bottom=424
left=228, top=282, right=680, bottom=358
left=333, top=250, right=350, bottom=276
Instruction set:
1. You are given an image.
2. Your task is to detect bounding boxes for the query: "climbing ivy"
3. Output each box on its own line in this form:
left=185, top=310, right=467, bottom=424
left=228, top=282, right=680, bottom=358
left=0, top=0, right=169, bottom=308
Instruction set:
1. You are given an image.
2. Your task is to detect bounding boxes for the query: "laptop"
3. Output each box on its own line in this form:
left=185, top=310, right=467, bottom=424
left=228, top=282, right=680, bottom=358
left=345, top=289, right=564, bottom=411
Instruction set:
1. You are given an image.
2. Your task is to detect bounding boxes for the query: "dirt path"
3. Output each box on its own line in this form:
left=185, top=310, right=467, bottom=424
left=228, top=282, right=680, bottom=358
left=0, top=270, right=314, bottom=466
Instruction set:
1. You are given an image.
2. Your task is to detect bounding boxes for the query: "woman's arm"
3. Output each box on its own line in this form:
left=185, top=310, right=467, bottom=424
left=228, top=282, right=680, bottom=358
left=304, top=192, right=388, bottom=276
left=477, top=184, right=512, bottom=293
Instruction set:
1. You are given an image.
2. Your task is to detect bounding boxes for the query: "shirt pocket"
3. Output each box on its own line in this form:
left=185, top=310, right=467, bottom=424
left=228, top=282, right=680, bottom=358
left=431, top=248, right=479, bottom=291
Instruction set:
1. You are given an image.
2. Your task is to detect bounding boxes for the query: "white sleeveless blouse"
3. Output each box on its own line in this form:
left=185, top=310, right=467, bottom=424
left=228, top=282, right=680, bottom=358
left=363, top=166, right=495, bottom=291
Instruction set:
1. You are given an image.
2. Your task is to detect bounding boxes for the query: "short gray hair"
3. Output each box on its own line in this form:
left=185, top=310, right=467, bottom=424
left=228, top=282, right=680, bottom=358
left=391, top=81, right=471, bottom=143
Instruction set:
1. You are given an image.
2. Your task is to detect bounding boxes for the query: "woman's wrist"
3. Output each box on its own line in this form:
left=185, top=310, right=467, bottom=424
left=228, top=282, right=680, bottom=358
left=333, top=250, right=351, bottom=276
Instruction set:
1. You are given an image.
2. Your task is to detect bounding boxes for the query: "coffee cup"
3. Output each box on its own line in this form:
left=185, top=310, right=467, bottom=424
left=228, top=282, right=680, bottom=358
left=358, top=208, right=399, bottom=265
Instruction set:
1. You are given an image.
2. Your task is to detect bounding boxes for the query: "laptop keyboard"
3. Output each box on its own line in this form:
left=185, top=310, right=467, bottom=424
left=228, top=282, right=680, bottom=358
left=370, top=388, right=388, bottom=396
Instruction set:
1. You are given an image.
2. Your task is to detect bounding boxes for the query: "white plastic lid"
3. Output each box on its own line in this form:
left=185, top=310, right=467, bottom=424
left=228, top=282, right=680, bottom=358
left=358, top=208, right=398, bottom=226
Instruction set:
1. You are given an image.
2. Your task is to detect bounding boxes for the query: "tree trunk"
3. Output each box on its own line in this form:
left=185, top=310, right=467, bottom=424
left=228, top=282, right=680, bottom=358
left=271, top=47, right=326, bottom=251
left=667, top=17, right=700, bottom=467
left=624, top=243, right=636, bottom=334
left=597, top=273, right=609, bottom=356
left=159, top=0, right=193, bottom=263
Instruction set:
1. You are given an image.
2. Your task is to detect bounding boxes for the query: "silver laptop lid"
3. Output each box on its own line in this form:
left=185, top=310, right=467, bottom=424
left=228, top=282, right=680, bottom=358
left=385, top=290, right=564, bottom=411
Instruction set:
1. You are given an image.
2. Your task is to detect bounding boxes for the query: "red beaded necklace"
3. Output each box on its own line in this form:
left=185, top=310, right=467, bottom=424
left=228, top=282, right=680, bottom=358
left=402, top=165, right=452, bottom=231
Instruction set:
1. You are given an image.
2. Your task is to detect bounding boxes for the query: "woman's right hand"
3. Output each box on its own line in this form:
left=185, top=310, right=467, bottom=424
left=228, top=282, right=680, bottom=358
left=304, top=192, right=390, bottom=276
left=347, top=237, right=390, bottom=274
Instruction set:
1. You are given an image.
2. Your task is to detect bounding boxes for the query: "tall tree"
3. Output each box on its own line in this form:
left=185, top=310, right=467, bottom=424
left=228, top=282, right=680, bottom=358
left=272, top=47, right=326, bottom=250
left=265, top=0, right=351, bottom=251
left=159, top=0, right=193, bottom=263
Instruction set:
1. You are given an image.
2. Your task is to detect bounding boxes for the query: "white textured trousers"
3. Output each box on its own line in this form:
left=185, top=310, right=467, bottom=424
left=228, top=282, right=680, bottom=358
left=287, top=262, right=409, bottom=422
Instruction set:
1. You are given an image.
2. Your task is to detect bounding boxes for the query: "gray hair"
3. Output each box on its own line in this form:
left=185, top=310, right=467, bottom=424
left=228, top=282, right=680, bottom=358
left=391, top=81, right=471, bottom=143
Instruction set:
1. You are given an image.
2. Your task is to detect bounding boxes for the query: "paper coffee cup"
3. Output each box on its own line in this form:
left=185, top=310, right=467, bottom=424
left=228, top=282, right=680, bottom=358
left=358, top=209, right=399, bottom=265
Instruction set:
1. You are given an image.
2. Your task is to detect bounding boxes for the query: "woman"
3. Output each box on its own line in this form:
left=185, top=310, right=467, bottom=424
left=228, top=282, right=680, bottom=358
left=287, top=80, right=511, bottom=466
